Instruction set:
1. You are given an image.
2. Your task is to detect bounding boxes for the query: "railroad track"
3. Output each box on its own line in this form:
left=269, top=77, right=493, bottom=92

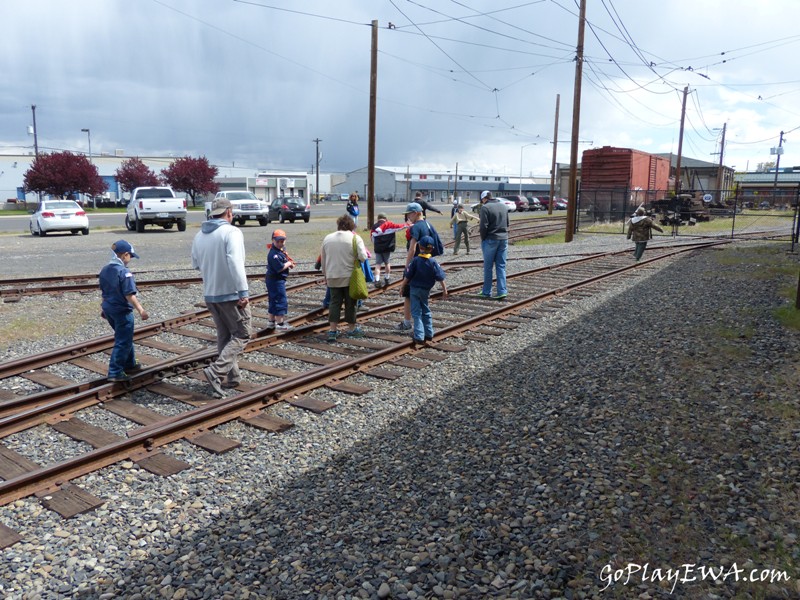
left=0, top=216, right=566, bottom=298
left=0, top=239, right=725, bottom=547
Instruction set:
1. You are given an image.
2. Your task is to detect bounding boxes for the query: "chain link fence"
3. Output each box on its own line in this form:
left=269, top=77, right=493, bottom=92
left=576, top=186, right=800, bottom=246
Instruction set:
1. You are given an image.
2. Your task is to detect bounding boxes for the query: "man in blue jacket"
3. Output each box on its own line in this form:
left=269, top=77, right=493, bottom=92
left=191, top=199, right=251, bottom=396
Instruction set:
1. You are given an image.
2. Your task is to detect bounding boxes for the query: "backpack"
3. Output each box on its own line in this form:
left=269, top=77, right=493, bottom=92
left=423, top=221, right=445, bottom=257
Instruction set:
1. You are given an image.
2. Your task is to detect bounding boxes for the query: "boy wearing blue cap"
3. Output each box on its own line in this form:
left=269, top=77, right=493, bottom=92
left=401, top=235, right=448, bottom=345
left=98, top=239, right=149, bottom=382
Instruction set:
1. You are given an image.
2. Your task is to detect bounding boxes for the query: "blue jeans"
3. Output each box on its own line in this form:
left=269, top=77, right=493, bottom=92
left=105, top=310, right=136, bottom=377
left=481, top=238, right=508, bottom=296
left=409, top=286, right=433, bottom=341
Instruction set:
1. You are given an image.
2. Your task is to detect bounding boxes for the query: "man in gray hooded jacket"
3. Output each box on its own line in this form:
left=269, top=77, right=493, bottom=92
left=626, top=206, right=663, bottom=261
left=191, top=199, right=251, bottom=396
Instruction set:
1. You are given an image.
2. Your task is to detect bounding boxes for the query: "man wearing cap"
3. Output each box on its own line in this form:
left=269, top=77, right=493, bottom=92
left=98, top=239, right=149, bottom=382
left=370, top=212, right=408, bottom=289
left=478, top=190, right=509, bottom=300
left=191, top=198, right=251, bottom=396
left=394, top=201, right=426, bottom=331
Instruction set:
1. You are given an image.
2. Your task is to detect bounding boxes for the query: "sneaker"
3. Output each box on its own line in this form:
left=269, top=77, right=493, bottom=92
left=453, top=251, right=458, bottom=255
left=373, top=281, right=383, bottom=290
left=265, top=321, right=276, bottom=330
left=346, top=327, right=365, bottom=338
left=424, top=336, right=433, bottom=342
left=493, top=293, right=508, bottom=300
left=203, top=367, right=225, bottom=397
left=394, top=321, right=413, bottom=332
left=475, top=292, right=491, bottom=298
left=276, top=323, right=293, bottom=331
left=108, top=373, right=130, bottom=382
left=327, top=330, right=338, bottom=342
left=126, top=362, right=143, bottom=372
left=222, top=380, right=241, bottom=389
left=411, top=338, right=424, bottom=349
left=383, top=277, right=390, bottom=287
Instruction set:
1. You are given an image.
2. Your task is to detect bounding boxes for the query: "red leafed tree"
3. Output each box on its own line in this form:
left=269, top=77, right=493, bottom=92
left=23, top=152, right=107, bottom=199
left=161, top=156, right=219, bottom=206
left=115, top=158, right=160, bottom=193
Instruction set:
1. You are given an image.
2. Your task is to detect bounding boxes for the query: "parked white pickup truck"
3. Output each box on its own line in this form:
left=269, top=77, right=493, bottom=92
left=125, top=187, right=187, bottom=232
left=204, top=190, right=269, bottom=226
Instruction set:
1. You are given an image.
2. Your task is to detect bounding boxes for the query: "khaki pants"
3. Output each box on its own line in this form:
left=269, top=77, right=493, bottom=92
left=206, top=301, right=252, bottom=384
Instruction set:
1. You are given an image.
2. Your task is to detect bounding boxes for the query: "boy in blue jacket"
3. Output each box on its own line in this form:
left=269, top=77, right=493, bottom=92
left=98, top=239, right=149, bottom=382
left=401, top=235, right=448, bottom=345
left=265, top=229, right=295, bottom=331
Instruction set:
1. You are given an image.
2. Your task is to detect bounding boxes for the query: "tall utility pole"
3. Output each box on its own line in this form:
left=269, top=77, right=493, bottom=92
left=30, top=105, right=39, bottom=158
left=452, top=162, right=459, bottom=203
left=565, top=0, right=586, bottom=242
left=771, top=130, right=785, bottom=205
left=366, top=19, right=378, bottom=229
left=674, top=86, right=689, bottom=197
left=716, top=122, right=726, bottom=202
left=313, top=138, right=322, bottom=205
left=548, top=94, right=560, bottom=215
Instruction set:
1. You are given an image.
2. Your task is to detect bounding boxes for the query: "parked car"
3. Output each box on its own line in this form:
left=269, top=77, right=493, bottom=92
left=269, top=196, right=311, bottom=223
left=206, top=190, right=269, bottom=226
left=125, top=186, right=187, bottom=232
left=29, top=200, right=89, bottom=236
left=500, top=195, right=528, bottom=212
left=470, top=197, right=517, bottom=214
left=759, top=201, right=771, bottom=210
left=553, top=198, right=568, bottom=210
left=526, top=197, right=543, bottom=211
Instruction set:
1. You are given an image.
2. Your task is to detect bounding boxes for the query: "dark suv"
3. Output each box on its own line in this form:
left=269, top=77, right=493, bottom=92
left=269, top=196, right=311, bottom=223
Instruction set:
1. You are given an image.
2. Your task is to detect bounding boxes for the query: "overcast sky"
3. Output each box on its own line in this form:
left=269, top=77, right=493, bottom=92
left=2, top=0, right=799, bottom=179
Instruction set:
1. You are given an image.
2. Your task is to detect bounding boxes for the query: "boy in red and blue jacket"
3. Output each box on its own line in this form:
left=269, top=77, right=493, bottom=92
left=370, top=212, right=408, bottom=288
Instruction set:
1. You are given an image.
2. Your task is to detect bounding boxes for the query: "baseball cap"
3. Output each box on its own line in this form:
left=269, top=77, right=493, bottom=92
left=404, top=202, right=423, bottom=214
left=480, top=190, right=491, bottom=200
left=210, top=198, right=233, bottom=217
left=419, top=235, right=434, bottom=248
left=377, top=212, right=388, bottom=220
left=272, top=229, right=287, bottom=240
left=112, top=239, right=139, bottom=259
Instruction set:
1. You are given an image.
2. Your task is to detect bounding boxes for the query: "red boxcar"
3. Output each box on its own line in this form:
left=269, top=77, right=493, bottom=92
left=580, top=146, right=670, bottom=220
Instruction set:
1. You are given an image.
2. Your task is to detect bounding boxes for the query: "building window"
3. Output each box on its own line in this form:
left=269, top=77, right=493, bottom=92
left=468, top=176, right=475, bottom=181
left=482, top=176, right=488, bottom=181
left=420, top=174, right=427, bottom=180
left=495, top=177, right=501, bottom=181
left=434, top=175, right=442, bottom=180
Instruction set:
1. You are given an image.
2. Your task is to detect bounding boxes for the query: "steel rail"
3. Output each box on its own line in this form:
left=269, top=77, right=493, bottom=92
left=0, top=240, right=720, bottom=506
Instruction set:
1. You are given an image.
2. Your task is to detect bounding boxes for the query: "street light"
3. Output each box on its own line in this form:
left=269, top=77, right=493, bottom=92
left=81, top=128, right=91, bottom=161
left=520, top=143, right=537, bottom=195
left=81, top=128, right=93, bottom=207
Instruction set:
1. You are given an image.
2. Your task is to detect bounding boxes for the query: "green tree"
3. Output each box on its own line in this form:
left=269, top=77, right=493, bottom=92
left=23, top=152, right=107, bottom=199
left=161, top=156, right=218, bottom=207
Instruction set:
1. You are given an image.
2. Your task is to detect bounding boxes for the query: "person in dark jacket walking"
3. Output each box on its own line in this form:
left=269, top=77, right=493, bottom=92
left=478, top=190, right=509, bottom=300
left=98, top=239, right=149, bottom=382
left=401, top=235, right=447, bottom=345
left=265, top=228, right=295, bottom=330
left=346, top=192, right=360, bottom=227
left=414, top=191, right=443, bottom=218
left=370, top=212, right=408, bottom=288
left=626, top=206, right=663, bottom=261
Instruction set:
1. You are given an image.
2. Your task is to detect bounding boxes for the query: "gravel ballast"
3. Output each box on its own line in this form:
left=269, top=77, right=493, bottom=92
left=1, top=235, right=799, bottom=599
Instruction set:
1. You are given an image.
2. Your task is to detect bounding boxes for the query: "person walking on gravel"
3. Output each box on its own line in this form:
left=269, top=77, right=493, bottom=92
left=320, top=214, right=369, bottom=341
left=627, top=206, right=663, bottom=261
left=401, top=235, right=448, bottom=346
left=478, top=190, right=509, bottom=300
left=191, top=198, right=252, bottom=396
left=99, top=239, right=149, bottom=382
left=449, top=203, right=477, bottom=255
left=265, top=228, right=295, bottom=331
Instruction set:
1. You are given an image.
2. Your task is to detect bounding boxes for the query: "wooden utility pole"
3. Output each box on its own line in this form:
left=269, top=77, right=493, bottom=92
left=548, top=94, right=560, bottom=216
left=452, top=162, right=459, bottom=203
left=716, top=123, right=726, bottom=202
left=771, top=130, right=785, bottom=205
left=674, top=86, right=689, bottom=196
left=367, top=19, right=378, bottom=229
left=565, top=0, right=586, bottom=242
left=31, top=105, right=39, bottom=158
